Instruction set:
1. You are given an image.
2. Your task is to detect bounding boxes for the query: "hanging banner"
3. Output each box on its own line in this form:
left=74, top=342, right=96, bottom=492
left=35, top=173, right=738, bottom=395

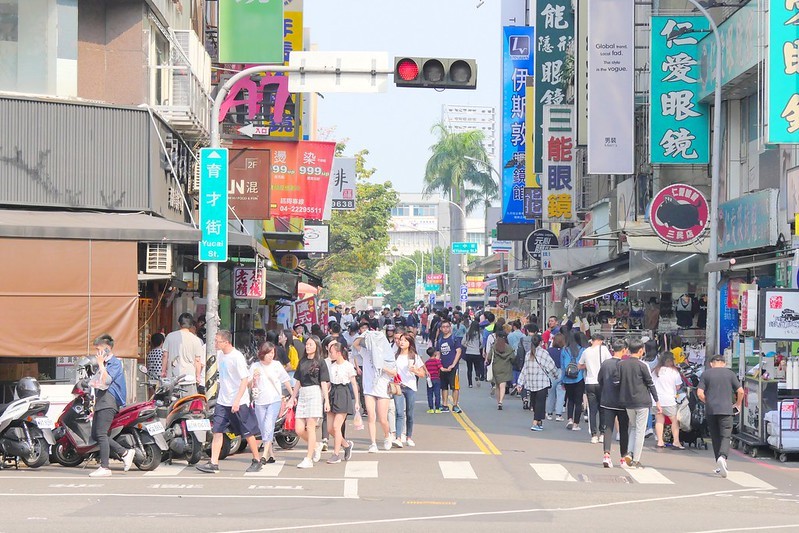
left=768, top=2, right=799, bottom=144
left=523, top=80, right=542, bottom=221
left=649, top=184, right=709, bottom=246
left=228, top=148, right=271, bottom=220
left=542, top=105, right=576, bottom=222
left=295, top=297, right=318, bottom=328
left=329, top=157, right=357, bottom=211
left=587, top=0, right=634, bottom=174
left=218, top=0, right=283, bottom=64
left=650, top=16, right=710, bottom=164
left=233, top=268, right=266, bottom=300
left=501, top=26, right=535, bottom=224
left=534, top=0, right=574, bottom=174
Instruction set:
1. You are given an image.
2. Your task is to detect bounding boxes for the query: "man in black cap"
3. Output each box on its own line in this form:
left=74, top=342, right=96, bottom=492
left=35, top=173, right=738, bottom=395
left=698, top=354, right=744, bottom=478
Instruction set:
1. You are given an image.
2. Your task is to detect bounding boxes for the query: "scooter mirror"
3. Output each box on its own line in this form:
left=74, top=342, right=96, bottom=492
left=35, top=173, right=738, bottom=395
left=138, top=364, right=149, bottom=375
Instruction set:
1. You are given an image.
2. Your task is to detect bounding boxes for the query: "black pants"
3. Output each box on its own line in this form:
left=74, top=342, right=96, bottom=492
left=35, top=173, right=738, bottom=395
left=91, top=407, right=127, bottom=468
left=564, top=381, right=585, bottom=423
left=463, top=353, right=484, bottom=385
left=530, top=387, right=549, bottom=423
left=708, top=414, right=733, bottom=461
left=585, top=383, right=604, bottom=436
left=602, top=408, right=629, bottom=457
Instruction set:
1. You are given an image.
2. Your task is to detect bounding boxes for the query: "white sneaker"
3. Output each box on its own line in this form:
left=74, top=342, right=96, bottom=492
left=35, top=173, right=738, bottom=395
left=572, top=425, right=581, bottom=431
left=590, top=436, right=599, bottom=444
left=297, top=457, right=314, bottom=469
left=321, top=439, right=329, bottom=452
left=392, top=439, right=404, bottom=448
left=89, top=467, right=112, bottom=477
left=406, top=438, right=415, bottom=447
left=615, top=432, right=620, bottom=442
left=400, top=435, right=407, bottom=444
left=546, top=414, right=553, bottom=421
left=603, top=455, right=613, bottom=468
left=598, top=434, right=604, bottom=444
left=368, top=443, right=378, bottom=453
left=122, top=449, right=136, bottom=472
left=383, top=438, right=392, bottom=451
left=645, top=428, right=654, bottom=438
left=717, top=456, right=728, bottom=478
left=313, top=442, right=323, bottom=462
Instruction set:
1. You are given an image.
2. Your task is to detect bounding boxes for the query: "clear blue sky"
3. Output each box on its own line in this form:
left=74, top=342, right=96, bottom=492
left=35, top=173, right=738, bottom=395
left=304, top=0, right=502, bottom=194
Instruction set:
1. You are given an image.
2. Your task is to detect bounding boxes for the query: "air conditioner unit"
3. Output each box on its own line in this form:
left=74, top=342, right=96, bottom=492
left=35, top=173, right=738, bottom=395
left=146, top=243, right=173, bottom=274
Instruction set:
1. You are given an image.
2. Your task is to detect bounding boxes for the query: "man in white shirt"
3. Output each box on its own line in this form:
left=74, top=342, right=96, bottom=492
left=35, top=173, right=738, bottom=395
left=579, top=333, right=612, bottom=443
left=161, top=312, right=204, bottom=395
left=196, top=329, right=262, bottom=474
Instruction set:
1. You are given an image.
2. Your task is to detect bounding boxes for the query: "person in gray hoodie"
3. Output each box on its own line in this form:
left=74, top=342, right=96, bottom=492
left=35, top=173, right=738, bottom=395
left=618, top=338, right=662, bottom=468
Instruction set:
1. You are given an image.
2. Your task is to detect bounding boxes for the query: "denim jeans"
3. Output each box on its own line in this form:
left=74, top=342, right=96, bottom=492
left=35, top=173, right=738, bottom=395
left=254, top=401, right=281, bottom=444
left=546, top=370, right=566, bottom=415
left=426, top=379, right=441, bottom=410
left=394, top=387, right=416, bottom=438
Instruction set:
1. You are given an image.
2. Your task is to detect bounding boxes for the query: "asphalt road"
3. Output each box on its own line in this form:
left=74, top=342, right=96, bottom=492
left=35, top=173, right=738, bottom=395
left=2, top=359, right=799, bottom=533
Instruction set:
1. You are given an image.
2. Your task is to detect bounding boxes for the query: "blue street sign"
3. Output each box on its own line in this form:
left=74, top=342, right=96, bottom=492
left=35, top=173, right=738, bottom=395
left=429, top=293, right=436, bottom=305
left=199, top=148, right=229, bottom=262
left=460, top=284, right=468, bottom=302
left=452, top=241, right=478, bottom=254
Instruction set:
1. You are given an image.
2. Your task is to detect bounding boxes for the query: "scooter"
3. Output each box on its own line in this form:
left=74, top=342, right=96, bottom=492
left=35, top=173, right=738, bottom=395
left=209, top=396, right=299, bottom=459
left=0, top=377, right=54, bottom=469
left=150, top=372, right=209, bottom=465
left=52, top=359, right=168, bottom=471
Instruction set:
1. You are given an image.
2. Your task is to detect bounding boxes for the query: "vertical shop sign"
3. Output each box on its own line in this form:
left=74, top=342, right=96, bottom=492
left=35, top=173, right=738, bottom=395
left=218, top=0, right=284, bottom=64
left=233, top=268, right=266, bottom=300
left=228, top=148, right=271, bottom=220
left=542, top=105, right=576, bottom=222
left=295, top=297, right=317, bottom=328
left=329, top=158, right=357, bottom=210
left=768, top=1, right=799, bottom=144
left=535, top=0, right=574, bottom=174
left=587, top=0, right=634, bottom=174
left=199, top=148, right=229, bottom=262
left=650, top=16, right=710, bottom=164
left=524, top=78, right=542, bottom=221
left=502, top=26, right=535, bottom=224
left=719, top=282, right=739, bottom=354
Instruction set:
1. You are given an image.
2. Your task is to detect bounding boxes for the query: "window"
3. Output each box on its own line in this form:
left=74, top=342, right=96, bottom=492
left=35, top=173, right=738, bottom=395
left=412, top=205, right=436, bottom=217
left=391, top=205, right=410, bottom=217
left=150, top=25, right=170, bottom=105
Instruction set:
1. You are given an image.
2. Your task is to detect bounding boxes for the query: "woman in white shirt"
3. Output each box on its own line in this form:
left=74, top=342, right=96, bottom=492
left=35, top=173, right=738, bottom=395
left=250, top=342, right=293, bottom=464
left=324, top=341, right=360, bottom=463
left=393, top=332, right=426, bottom=448
left=652, top=352, right=685, bottom=449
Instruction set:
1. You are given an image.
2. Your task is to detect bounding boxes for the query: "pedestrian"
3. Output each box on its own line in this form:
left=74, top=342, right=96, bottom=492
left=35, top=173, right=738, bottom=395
left=324, top=341, right=359, bottom=463
left=561, top=330, right=586, bottom=431
left=88, top=334, right=135, bottom=477
left=393, top=332, right=425, bottom=448
left=698, top=354, right=744, bottom=478
left=461, top=320, right=484, bottom=388
left=453, top=316, right=467, bottom=343
left=598, top=338, right=630, bottom=468
left=250, top=341, right=293, bottom=464
left=161, top=312, right=204, bottom=395
left=352, top=330, right=397, bottom=452
left=278, top=329, right=300, bottom=376
left=618, top=337, right=662, bottom=468
left=420, top=307, right=429, bottom=343
left=197, top=330, right=263, bottom=474
left=579, top=333, right=612, bottom=443
left=289, top=335, right=331, bottom=469
left=487, top=330, right=514, bottom=410
left=541, top=315, right=560, bottom=347
left=517, top=334, right=558, bottom=431
left=652, top=351, right=685, bottom=450
left=435, top=318, right=463, bottom=413
left=546, top=333, right=566, bottom=421
left=146, top=332, right=165, bottom=382
left=425, top=346, right=443, bottom=413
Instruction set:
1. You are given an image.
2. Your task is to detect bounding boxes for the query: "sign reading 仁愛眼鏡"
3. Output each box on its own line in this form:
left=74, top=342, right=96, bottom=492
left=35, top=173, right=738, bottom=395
left=768, top=2, right=799, bottom=144
left=199, top=148, right=229, bottom=262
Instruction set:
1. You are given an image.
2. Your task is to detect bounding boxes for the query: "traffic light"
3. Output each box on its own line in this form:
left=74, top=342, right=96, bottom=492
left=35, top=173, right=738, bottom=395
left=393, top=57, right=477, bottom=89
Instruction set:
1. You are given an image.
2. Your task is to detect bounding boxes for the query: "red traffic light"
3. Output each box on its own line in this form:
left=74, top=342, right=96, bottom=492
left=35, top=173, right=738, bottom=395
left=396, top=58, right=419, bottom=81
left=393, top=57, right=477, bottom=89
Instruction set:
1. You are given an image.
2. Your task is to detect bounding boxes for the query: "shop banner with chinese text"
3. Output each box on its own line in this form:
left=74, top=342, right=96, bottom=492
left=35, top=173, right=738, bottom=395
left=650, top=16, right=709, bottom=164
left=233, top=268, right=266, bottom=300
left=543, top=105, right=576, bottom=222
left=295, top=297, right=317, bottom=328
left=768, top=2, right=799, bottom=143
left=502, top=26, right=535, bottom=224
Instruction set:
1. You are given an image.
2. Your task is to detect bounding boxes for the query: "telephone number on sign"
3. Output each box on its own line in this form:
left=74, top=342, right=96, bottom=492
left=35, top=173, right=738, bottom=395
left=279, top=206, right=322, bottom=214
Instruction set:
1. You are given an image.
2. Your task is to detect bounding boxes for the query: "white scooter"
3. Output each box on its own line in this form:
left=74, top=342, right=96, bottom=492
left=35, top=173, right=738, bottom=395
left=0, top=376, right=55, bottom=469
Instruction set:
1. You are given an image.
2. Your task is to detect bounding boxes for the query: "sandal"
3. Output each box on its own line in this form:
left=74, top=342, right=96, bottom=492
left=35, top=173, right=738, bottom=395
left=656, top=444, right=666, bottom=448
left=672, top=445, right=685, bottom=450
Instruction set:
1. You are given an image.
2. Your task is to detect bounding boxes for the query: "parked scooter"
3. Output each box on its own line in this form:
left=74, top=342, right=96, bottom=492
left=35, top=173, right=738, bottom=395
left=51, top=357, right=168, bottom=471
left=148, top=370, right=209, bottom=465
left=209, top=395, right=298, bottom=459
left=0, top=377, right=54, bottom=469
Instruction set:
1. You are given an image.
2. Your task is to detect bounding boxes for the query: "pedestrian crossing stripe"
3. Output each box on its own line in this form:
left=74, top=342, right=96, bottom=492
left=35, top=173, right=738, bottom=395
left=530, top=463, right=576, bottom=482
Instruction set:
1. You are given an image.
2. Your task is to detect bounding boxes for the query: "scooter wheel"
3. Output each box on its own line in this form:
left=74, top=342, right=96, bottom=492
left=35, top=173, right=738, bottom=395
left=21, top=438, right=49, bottom=468
left=134, top=443, right=163, bottom=471
left=276, top=433, right=299, bottom=450
left=53, top=442, right=83, bottom=467
left=186, top=433, right=203, bottom=465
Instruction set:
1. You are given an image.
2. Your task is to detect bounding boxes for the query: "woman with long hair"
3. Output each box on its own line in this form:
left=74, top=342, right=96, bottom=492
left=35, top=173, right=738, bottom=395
left=546, top=333, right=567, bottom=421
left=487, top=331, right=515, bottom=410
left=278, top=329, right=300, bottom=375
left=393, top=332, right=426, bottom=448
left=561, top=329, right=586, bottom=431
left=652, top=351, right=684, bottom=449
left=288, top=335, right=330, bottom=468
left=250, top=341, right=293, bottom=464
left=352, top=331, right=398, bottom=452
left=324, top=341, right=359, bottom=463
left=462, top=320, right=484, bottom=387
left=517, top=334, right=558, bottom=431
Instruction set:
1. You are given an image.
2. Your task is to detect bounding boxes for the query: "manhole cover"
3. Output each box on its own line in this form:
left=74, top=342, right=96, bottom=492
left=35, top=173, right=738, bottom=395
left=577, top=474, right=631, bottom=483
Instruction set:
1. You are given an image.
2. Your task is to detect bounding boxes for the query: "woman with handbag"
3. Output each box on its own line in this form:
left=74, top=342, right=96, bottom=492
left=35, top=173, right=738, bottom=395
left=561, top=329, right=587, bottom=431
left=393, top=332, right=425, bottom=448
left=352, top=331, right=398, bottom=453
left=324, top=341, right=360, bottom=463
left=486, top=331, right=515, bottom=410
left=289, top=336, right=330, bottom=469
left=517, top=335, right=558, bottom=431
left=250, top=341, right=294, bottom=464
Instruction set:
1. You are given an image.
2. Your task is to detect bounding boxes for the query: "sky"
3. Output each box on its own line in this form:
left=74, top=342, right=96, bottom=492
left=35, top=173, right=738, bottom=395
left=304, top=0, right=503, bottom=195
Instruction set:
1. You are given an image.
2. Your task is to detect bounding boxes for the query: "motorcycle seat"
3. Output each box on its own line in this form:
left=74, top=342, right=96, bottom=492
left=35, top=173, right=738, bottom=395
left=0, top=402, right=10, bottom=416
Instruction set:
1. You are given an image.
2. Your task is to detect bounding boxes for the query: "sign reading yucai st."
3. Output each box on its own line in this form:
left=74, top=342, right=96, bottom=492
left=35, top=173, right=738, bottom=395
left=452, top=241, right=478, bottom=254
left=199, top=148, right=229, bottom=262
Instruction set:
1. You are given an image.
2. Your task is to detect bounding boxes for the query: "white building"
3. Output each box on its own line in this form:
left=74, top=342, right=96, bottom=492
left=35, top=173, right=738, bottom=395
left=441, top=104, right=497, bottom=160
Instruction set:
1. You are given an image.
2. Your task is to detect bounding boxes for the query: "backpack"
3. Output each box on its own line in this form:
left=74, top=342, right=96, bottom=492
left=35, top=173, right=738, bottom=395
left=564, top=347, right=580, bottom=379
left=513, top=344, right=526, bottom=372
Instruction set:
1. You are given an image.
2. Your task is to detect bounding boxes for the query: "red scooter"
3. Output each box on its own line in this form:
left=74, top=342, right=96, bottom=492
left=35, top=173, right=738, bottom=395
left=51, top=359, right=168, bottom=471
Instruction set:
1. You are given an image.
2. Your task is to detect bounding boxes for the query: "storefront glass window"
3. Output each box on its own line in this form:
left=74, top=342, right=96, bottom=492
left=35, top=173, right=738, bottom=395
left=629, top=250, right=707, bottom=295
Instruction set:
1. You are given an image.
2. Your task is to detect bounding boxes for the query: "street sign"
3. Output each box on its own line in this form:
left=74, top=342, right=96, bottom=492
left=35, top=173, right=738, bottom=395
left=429, top=293, right=436, bottom=305
left=452, top=241, right=478, bottom=254
left=424, top=284, right=439, bottom=292
left=492, top=240, right=513, bottom=254
left=199, top=148, right=229, bottom=262
left=525, top=229, right=558, bottom=261
left=497, top=291, right=510, bottom=309
left=288, top=51, right=390, bottom=93
left=460, top=284, right=469, bottom=302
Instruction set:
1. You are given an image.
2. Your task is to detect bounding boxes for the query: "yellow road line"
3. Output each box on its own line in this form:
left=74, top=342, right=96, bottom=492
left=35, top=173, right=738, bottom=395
left=458, top=410, right=502, bottom=456
left=451, top=412, right=492, bottom=455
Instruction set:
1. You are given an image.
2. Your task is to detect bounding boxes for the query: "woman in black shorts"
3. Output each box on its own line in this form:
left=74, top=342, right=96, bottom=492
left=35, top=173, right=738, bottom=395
left=325, top=342, right=360, bottom=463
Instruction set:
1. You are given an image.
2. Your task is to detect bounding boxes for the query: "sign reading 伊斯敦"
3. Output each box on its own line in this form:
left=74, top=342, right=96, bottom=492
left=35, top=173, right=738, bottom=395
left=649, top=184, right=709, bottom=246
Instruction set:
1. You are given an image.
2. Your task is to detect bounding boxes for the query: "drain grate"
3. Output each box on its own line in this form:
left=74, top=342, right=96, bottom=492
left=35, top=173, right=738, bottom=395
left=577, top=474, right=632, bottom=483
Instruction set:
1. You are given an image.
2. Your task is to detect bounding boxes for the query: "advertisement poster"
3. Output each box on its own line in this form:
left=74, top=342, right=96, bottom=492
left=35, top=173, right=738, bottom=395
left=542, top=105, right=576, bottom=222
left=228, top=148, right=271, bottom=220
left=718, top=282, right=739, bottom=354
left=295, top=297, right=318, bottom=328
left=649, top=184, right=709, bottom=245
left=759, top=289, right=799, bottom=341
left=218, top=0, right=283, bottom=64
left=318, top=299, right=330, bottom=334
left=328, top=157, right=357, bottom=211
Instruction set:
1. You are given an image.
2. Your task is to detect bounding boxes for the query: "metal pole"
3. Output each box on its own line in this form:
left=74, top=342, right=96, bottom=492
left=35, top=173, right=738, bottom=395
left=687, top=0, right=722, bottom=356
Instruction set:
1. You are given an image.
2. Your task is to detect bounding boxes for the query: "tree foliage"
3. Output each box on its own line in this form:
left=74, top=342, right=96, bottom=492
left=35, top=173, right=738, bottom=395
left=381, top=247, right=451, bottom=308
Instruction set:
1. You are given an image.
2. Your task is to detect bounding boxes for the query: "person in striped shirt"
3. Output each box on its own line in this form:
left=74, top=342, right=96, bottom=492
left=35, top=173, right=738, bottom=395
left=424, top=347, right=443, bottom=413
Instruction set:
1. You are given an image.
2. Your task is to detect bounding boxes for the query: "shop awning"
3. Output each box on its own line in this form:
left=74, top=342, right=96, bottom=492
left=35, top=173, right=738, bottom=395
left=566, top=268, right=630, bottom=304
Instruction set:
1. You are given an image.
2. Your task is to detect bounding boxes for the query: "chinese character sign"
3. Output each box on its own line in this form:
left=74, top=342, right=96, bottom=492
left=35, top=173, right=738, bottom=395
left=228, top=148, right=271, bottom=220
left=218, top=0, right=284, bottom=64
left=295, top=297, right=317, bottom=328
left=650, top=16, right=709, bottom=164
left=233, top=267, right=266, bottom=300
left=542, top=105, right=576, bottom=222
left=502, top=26, right=535, bottom=224
left=328, top=157, right=356, bottom=211
left=769, top=2, right=799, bottom=144
left=535, top=0, right=573, bottom=175
left=649, top=184, right=709, bottom=246
left=199, top=148, right=229, bottom=262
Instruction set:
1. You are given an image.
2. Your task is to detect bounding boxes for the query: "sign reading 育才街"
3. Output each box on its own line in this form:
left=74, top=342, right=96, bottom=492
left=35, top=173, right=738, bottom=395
left=218, top=0, right=284, bottom=64
left=502, top=26, right=535, bottom=224
left=649, top=184, right=709, bottom=246
left=542, top=105, right=576, bottom=222
left=650, top=16, right=710, bottom=164
left=587, top=0, right=634, bottom=174
left=199, top=148, right=229, bottom=262
left=768, top=2, right=799, bottom=143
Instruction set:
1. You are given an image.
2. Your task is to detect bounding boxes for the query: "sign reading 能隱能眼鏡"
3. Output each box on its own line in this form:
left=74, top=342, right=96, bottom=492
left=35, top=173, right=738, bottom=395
left=650, top=16, right=710, bottom=164
left=542, top=105, right=576, bottom=223
left=768, top=1, right=799, bottom=144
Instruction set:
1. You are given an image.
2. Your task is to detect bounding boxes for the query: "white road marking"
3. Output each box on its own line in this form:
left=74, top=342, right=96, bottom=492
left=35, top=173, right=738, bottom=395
left=344, top=461, right=378, bottom=478
left=625, top=467, right=674, bottom=485
left=244, top=461, right=285, bottom=477
left=247, top=484, right=303, bottom=490
left=343, top=479, right=359, bottom=499
left=144, top=464, right=186, bottom=477
left=725, top=471, right=776, bottom=490
left=686, top=525, right=799, bottom=533
left=529, top=463, right=576, bottom=482
left=438, top=461, right=477, bottom=479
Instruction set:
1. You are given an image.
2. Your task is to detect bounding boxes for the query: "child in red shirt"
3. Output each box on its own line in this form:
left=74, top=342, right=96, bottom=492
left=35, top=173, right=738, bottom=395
left=425, top=347, right=443, bottom=413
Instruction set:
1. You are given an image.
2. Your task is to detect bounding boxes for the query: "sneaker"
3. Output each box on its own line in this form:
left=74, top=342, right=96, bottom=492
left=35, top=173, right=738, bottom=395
left=344, top=441, right=354, bottom=461
left=530, top=425, right=543, bottom=432
left=645, top=428, right=654, bottom=439
left=566, top=420, right=574, bottom=430
left=383, top=438, right=392, bottom=451
left=368, top=443, right=378, bottom=453
left=717, top=456, right=728, bottom=478
left=321, top=439, right=329, bottom=452
left=313, top=442, right=323, bottom=462
left=572, top=425, right=581, bottom=431
left=497, top=404, right=503, bottom=411
left=603, top=454, right=613, bottom=468
left=401, top=435, right=407, bottom=444
left=555, top=415, right=564, bottom=422
left=583, top=414, right=588, bottom=423
left=631, top=461, right=644, bottom=469
left=440, top=406, right=451, bottom=412
left=615, top=432, right=620, bottom=442
left=453, top=405, right=462, bottom=414
left=326, top=454, right=342, bottom=464
left=598, top=434, right=605, bottom=444
left=434, top=409, right=442, bottom=414
left=619, top=458, right=627, bottom=468
left=196, top=461, right=220, bottom=474
left=468, top=384, right=473, bottom=388
left=89, top=467, right=112, bottom=477
left=392, top=439, right=404, bottom=448
left=406, top=438, right=415, bottom=447
left=297, top=457, right=314, bottom=469
left=623, top=454, right=633, bottom=467
left=714, top=468, right=722, bottom=476
left=590, top=436, right=599, bottom=444
left=122, top=449, right=135, bottom=472
left=246, top=459, right=263, bottom=473
left=426, top=409, right=435, bottom=414
left=546, top=413, right=553, bottom=421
